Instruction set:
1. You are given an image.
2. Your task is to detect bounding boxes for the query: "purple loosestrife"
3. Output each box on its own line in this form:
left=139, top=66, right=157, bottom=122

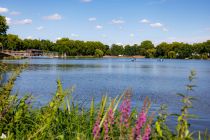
left=142, top=125, right=151, bottom=140
left=103, top=108, right=114, bottom=140
left=134, top=111, right=147, bottom=139
left=103, top=119, right=109, bottom=140
left=119, top=98, right=131, bottom=128
left=108, top=109, right=114, bottom=125
left=93, top=116, right=101, bottom=140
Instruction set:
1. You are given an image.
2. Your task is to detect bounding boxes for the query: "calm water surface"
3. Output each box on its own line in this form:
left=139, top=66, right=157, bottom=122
left=2, top=58, right=210, bottom=131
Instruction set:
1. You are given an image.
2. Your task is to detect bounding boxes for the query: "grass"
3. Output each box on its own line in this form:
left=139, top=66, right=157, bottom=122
left=0, top=63, right=209, bottom=140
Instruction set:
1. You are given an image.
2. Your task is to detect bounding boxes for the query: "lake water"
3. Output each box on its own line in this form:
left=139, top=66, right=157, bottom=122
left=1, top=58, right=210, bottom=131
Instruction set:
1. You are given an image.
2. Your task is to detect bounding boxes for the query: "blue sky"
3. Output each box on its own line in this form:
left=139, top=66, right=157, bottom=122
left=0, top=0, right=210, bottom=45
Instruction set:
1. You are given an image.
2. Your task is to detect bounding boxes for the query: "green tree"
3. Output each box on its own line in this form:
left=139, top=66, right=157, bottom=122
left=156, top=42, right=170, bottom=58
left=7, top=34, right=22, bottom=50
left=95, top=49, right=104, bottom=57
left=139, top=40, right=154, bottom=56
left=111, top=44, right=124, bottom=56
left=0, top=15, right=8, bottom=35
left=0, top=15, right=9, bottom=50
left=168, top=51, right=176, bottom=59
left=146, top=48, right=156, bottom=58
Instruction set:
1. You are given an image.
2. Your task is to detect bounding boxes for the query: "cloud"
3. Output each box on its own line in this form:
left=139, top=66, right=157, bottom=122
left=10, top=11, right=20, bottom=16
left=130, top=33, right=135, bottom=37
left=96, top=25, right=103, bottom=29
left=0, top=7, right=9, bottom=13
left=81, top=0, right=92, bottom=2
left=44, top=13, right=62, bottom=20
left=36, top=26, right=44, bottom=30
left=111, top=19, right=125, bottom=24
left=6, top=17, right=11, bottom=25
left=140, top=19, right=150, bottom=24
left=71, top=33, right=79, bottom=37
left=140, top=19, right=168, bottom=32
left=150, top=22, right=163, bottom=28
left=15, top=19, right=32, bottom=25
left=88, top=17, right=96, bottom=21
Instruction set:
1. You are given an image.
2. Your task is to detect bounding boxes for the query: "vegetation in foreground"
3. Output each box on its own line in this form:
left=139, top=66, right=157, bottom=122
left=1, top=15, right=210, bottom=59
left=0, top=63, right=210, bottom=140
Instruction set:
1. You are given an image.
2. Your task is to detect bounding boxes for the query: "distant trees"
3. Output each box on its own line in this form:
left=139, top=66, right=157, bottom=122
left=0, top=15, right=9, bottom=50
left=0, top=15, right=210, bottom=59
left=95, top=49, right=104, bottom=57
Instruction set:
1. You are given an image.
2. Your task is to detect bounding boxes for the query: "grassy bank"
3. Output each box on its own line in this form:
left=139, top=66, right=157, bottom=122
left=0, top=63, right=209, bottom=139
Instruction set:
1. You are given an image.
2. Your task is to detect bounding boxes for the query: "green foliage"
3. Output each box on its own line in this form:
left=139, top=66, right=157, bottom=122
left=0, top=15, right=9, bottom=35
left=110, top=44, right=124, bottom=56
left=95, top=49, right=104, bottom=58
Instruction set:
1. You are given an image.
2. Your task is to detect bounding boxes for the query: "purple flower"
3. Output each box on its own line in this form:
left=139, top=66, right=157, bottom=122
left=134, top=111, right=147, bottom=139
left=93, top=117, right=101, bottom=140
left=142, top=125, right=151, bottom=140
left=103, top=119, right=109, bottom=140
left=119, top=98, right=131, bottom=128
left=108, top=109, right=114, bottom=125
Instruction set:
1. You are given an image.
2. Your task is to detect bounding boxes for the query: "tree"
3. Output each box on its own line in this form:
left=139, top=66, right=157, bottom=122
left=111, top=44, right=124, bottom=56
left=0, top=15, right=9, bottom=50
left=139, top=40, right=154, bottom=56
left=95, top=49, right=104, bottom=57
left=156, top=42, right=170, bottom=58
left=7, top=34, right=22, bottom=50
left=0, top=15, right=8, bottom=35
left=168, top=51, right=176, bottom=59
left=146, top=48, right=156, bottom=58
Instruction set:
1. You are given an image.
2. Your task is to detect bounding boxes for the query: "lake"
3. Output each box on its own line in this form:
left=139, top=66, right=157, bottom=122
left=1, top=58, right=210, bottom=131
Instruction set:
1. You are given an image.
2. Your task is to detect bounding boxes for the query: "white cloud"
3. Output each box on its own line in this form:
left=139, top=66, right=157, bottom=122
left=6, top=17, right=11, bottom=25
left=71, top=33, right=79, bottom=37
left=130, top=33, right=135, bottom=37
left=88, top=17, right=96, bottom=21
left=111, top=19, right=125, bottom=24
left=44, top=13, right=62, bottom=20
left=10, top=11, right=20, bottom=16
left=36, top=26, right=44, bottom=30
left=140, top=19, right=150, bottom=24
left=81, top=0, right=92, bottom=2
left=0, top=7, right=9, bottom=13
left=96, top=25, right=103, bottom=29
left=15, top=19, right=32, bottom=25
left=150, top=22, right=163, bottom=28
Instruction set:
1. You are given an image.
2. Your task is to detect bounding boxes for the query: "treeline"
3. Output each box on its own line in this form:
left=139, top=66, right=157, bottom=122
left=1, top=15, right=210, bottom=59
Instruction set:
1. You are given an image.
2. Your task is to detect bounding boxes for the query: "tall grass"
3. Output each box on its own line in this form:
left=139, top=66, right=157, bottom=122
left=0, top=63, right=209, bottom=140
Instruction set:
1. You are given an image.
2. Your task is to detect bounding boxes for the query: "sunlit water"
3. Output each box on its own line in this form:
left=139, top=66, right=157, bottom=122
left=1, top=58, right=210, bottom=131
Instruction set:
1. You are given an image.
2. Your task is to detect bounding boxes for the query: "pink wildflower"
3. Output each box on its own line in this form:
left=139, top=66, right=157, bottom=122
left=119, top=98, right=131, bottom=128
left=103, top=119, right=109, bottom=140
left=108, top=109, right=114, bottom=125
left=134, top=111, right=147, bottom=139
left=142, top=125, right=151, bottom=140
left=93, top=117, right=101, bottom=140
